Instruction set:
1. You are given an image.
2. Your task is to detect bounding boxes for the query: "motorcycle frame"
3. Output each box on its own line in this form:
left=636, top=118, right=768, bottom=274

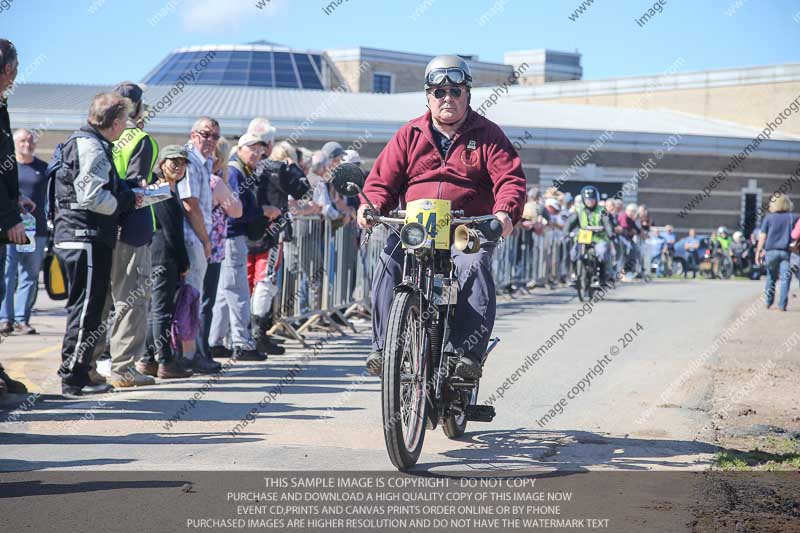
left=395, top=241, right=462, bottom=429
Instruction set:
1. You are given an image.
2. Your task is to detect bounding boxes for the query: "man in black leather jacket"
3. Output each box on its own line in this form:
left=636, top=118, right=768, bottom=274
left=53, top=93, right=141, bottom=397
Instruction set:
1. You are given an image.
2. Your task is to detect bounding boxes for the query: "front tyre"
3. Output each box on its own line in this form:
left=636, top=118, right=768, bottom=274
left=718, top=255, right=734, bottom=279
left=382, top=291, right=428, bottom=470
left=443, top=383, right=479, bottom=439
left=576, top=260, right=587, bottom=301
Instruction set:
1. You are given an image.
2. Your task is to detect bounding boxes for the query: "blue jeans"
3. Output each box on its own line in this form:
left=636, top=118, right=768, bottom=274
left=764, top=250, right=791, bottom=310
left=209, top=236, right=255, bottom=350
left=2, top=237, right=48, bottom=323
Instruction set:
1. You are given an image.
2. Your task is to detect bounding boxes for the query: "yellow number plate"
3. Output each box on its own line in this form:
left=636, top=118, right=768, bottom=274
left=404, top=199, right=452, bottom=250
left=577, top=229, right=593, bottom=245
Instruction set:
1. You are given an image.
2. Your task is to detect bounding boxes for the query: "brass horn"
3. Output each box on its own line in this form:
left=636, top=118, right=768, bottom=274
left=454, top=224, right=481, bottom=254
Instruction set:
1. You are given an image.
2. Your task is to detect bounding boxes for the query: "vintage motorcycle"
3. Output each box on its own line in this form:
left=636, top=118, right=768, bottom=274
left=699, top=242, right=733, bottom=279
left=573, top=225, right=605, bottom=301
left=333, top=164, right=503, bottom=470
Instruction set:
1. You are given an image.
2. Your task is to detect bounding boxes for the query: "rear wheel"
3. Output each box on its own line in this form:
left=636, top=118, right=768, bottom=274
left=672, top=258, right=685, bottom=277
left=583, top=256, right=596, bottom=300
left=382, top=291, right=428, bottom=470
left=443, top=383, right=479, bottom=439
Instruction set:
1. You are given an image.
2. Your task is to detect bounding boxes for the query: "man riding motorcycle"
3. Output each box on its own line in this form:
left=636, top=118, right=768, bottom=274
left=565, top=186, right=614, bottom=284
left=712, top=226, right=732, bottom=253
left=357, top=55, right=526, bottom=380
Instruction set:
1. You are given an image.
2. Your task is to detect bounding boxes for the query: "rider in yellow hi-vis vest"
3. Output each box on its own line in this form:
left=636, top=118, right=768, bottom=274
left=566, top=186, right=615, bottom=284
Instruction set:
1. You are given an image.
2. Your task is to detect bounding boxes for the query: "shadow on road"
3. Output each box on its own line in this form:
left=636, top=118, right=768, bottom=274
left=412, top=428, right=721, bottom=475
left=0, top=477, right=187, bottom=497
left=0, top=458, right=135, bottom=473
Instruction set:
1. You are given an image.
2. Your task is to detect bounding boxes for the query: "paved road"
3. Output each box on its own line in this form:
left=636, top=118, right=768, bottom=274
left=0, top=278, right=764, bottom=473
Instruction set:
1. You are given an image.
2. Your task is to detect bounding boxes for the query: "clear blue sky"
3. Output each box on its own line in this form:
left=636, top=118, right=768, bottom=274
left=4, top=0, right=800, bottom=85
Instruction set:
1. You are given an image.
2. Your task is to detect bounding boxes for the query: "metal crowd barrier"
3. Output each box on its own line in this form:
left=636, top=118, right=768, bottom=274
left=269, top=219, right=568, bottom=342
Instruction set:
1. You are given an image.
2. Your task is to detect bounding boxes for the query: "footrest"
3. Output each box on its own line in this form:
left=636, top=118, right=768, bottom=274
left=466, top=404, right=496, bottom=422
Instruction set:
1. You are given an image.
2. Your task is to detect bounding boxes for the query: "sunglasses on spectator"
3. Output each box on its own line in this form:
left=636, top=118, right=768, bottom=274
left=166, top=158, right=188, bottom=169
left=429, top=87, right=463, bottom=99
left=194, top=130, right=221, bottom=141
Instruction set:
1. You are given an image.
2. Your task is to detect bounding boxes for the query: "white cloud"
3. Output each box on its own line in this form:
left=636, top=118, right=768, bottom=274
left=180, top=0, right=282, bottom=31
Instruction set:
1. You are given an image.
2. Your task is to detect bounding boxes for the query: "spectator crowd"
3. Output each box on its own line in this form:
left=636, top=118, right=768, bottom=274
left=0, top=38, right=362, bottom=397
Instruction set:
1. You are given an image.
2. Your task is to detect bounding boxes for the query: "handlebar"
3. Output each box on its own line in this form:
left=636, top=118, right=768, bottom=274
left=364, top=210, right=503, bottom=242
left=365, top=211, right=498, bottom=227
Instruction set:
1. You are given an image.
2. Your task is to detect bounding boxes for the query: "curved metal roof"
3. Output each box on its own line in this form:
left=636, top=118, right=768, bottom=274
left=141, top=44, right=335, bottom=90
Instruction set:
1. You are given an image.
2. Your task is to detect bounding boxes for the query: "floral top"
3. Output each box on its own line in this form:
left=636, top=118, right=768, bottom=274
left=209, top=174, right=228, bottom=264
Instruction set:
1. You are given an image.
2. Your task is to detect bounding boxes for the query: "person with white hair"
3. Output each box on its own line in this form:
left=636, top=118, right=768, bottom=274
left=1, top=128, right=48, bottom=336
left=308, top=150, right=341, bottom=221
left=175, top=116, right=221, bottom=374
left=247, top=117, right=276, bottom=146
left=729, top=229, right=752, bottom=277
left=341, top=149, right=362, bottom=166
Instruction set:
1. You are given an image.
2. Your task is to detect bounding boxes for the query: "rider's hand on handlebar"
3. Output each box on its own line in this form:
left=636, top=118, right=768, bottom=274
left=495, top=211, right=514, bottom=238
left=357, top=203, right=376, bottom=230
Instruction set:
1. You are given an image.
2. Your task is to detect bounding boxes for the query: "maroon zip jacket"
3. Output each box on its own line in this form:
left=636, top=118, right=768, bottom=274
left=363, top=108, right=527, bottom=224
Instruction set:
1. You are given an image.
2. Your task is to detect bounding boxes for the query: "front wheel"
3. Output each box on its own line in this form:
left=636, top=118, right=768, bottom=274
left=718, top=255, right=734, bottom=279
left=443, top=383, right=479, bottom=439
left=382, top=291, right=428, bottom=470
left=576, top=259, right=594, bottom=301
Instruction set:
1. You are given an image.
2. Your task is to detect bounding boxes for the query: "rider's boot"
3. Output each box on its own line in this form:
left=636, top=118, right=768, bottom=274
left=366, top=350, right=383, bottom=376
left=454, top=352, right=482, bottom=380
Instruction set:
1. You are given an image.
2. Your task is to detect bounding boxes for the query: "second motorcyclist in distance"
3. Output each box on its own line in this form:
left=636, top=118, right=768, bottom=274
left=565, top=186, right=615, bottom=286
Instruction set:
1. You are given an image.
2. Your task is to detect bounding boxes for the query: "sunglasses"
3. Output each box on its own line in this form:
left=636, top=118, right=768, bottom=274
left=430, top=87, right=463, bottom=99
left=194, top=130, right=221, bottom=141
left=166, top=158, right=188, bottom=169
left=426, top=67, right=471, bottom=87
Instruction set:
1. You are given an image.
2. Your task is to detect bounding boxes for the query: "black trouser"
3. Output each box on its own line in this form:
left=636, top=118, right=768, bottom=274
left=146, top=261, right=180, bottom=363
left=196, top=261, right=221, bottom=357
left=55, top=241, right=113, bottom=387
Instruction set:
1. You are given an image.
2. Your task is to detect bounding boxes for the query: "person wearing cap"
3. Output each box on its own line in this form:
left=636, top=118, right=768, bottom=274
left=209, top=133, right=280, bottom=361
left=93, top=81, right=160, bottom=388
left=140, top=145, right=193, bottom=378
left=321, top=141, right=345, bottom=166
left=177, top=116, right=220, bottom=374
left=358, top=54, right=526, bottom=380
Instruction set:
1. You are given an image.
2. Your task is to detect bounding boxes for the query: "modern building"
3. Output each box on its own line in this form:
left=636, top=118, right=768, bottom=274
left=7, top=42, right=800, bottom=236
left=141, top=42, right=346, bottom=90
left=325, top=47, right=580, bottom=93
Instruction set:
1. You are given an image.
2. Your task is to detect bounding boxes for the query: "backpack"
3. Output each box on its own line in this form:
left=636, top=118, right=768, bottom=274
left=171, top=280, right=200, bottom=350
left=43, top=238, right=68, bottom=300
left=45, top=131, right=91, bottom=224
